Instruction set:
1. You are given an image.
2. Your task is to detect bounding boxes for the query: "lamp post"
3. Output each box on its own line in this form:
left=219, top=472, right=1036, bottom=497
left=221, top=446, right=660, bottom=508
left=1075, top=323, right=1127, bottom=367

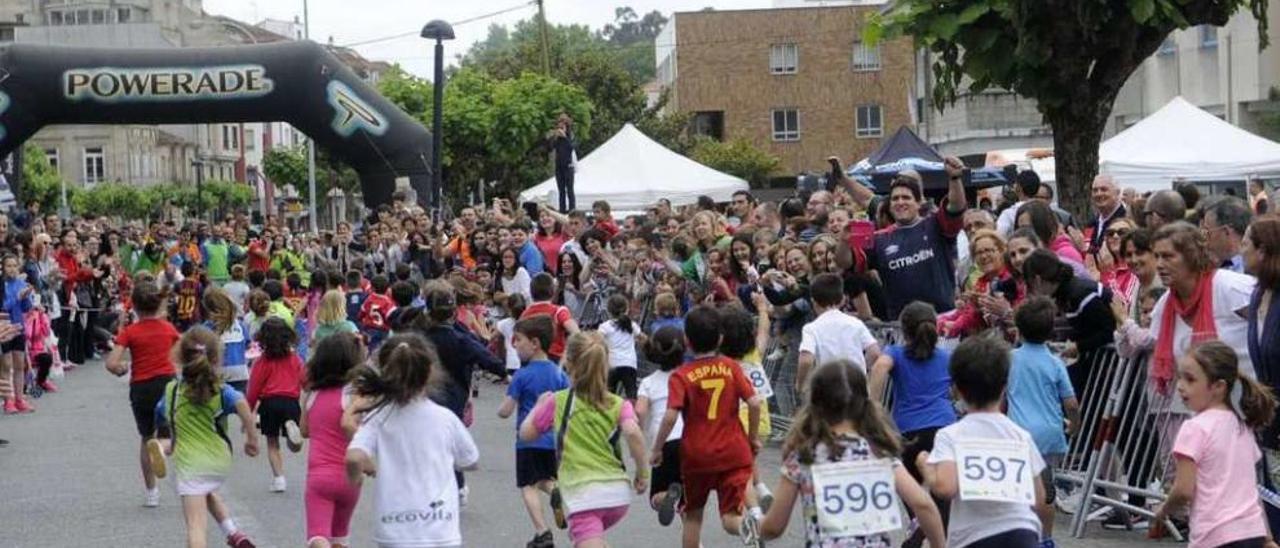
left=191, top=158, right=205, bottom=222
left=421, top=20, right=454, bottom=214
left=304, top=0, right=318, bottom=233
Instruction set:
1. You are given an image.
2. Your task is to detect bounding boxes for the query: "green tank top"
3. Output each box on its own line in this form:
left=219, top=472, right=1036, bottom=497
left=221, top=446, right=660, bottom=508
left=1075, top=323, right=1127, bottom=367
left=552, top=389, right=628, bottom=489
left=162, top=380, right=236, bottom=479
left=204, top=241, right=230, bottom=281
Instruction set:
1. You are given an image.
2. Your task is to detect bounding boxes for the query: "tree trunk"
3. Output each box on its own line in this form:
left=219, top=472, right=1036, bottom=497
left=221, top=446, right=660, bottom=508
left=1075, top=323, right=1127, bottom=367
left=1050, top=114, right=1105, bottom=221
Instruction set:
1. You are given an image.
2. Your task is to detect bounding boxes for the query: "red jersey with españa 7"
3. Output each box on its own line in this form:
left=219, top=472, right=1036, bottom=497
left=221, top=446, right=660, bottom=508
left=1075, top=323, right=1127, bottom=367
left=668, top=355, right=756, bottom=474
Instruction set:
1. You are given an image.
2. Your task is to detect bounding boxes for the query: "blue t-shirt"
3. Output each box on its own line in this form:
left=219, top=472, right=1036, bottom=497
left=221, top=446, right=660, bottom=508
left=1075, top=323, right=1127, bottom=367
left=869, top=208, right=963, bottom=318
left=519, top=241, right=545, bottom=276
left=507, top=359, right=569, bottom=450
left=1007, top=343, right=1076, bottom=456
left=887, top=344, right=957, bottom=434
left=345, top=290, right=368, bottom=324
left=647, top=316, right=685, bottom=336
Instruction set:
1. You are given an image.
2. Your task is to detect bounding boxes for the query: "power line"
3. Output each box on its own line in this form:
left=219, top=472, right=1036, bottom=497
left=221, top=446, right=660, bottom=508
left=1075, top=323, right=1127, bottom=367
left=337, top=1, right=536, bottom=49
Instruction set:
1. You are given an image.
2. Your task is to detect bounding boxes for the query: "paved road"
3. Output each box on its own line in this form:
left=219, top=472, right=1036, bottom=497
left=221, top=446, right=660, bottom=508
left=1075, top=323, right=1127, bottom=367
left=0, top=360, right=1156, bottom=547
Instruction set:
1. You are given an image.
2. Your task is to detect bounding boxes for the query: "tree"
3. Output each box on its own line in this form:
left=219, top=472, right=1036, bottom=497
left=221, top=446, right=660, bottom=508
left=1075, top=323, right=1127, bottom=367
left=871, top=0, right=1269, bottom=216
left=598, top=8, right=670, bottom=82
left=22, top=143, right=72, bottom=211
left=689, top=137, right=780, bottom=186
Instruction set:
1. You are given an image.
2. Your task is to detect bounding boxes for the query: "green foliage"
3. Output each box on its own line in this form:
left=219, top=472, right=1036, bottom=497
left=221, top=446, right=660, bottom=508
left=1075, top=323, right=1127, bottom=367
left=689, top=137, right=780, bottom=187
left=22, top=143, right=73, bottom=210
left=261, top=145, right=356, bottom=203
left=262, top=146, right=307, bottom=195
left=379, top=66, right=593, bottom=202
left=597, top=8, right=670, bottom=84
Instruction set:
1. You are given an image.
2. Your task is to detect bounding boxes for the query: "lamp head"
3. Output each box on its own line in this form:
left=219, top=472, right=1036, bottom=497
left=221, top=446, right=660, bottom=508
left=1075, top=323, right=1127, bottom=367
left=421, top=20, right=455, bottom=41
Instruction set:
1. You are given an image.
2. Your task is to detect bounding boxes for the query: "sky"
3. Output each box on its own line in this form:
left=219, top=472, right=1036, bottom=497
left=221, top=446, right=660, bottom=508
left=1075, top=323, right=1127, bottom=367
left=203, top=0, right=773, bottom=78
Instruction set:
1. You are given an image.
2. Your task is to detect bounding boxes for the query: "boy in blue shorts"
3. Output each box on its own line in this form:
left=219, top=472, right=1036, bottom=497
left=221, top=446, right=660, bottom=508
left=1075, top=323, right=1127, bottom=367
left=1008, top=296, right=1080, bottom=548
left=499, top=315, right=570, bottom=548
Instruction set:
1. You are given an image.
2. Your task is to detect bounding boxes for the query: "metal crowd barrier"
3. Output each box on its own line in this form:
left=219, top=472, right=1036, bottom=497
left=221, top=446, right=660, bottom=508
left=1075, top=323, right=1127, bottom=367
left=1065, top=349, right=1184, bottom=540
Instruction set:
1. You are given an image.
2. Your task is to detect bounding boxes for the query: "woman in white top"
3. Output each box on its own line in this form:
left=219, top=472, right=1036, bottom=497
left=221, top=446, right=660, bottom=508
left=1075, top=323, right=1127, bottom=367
left=599, top=294, right=639, bottom=400
left=494, top=293, right=527, bottom=375
left=635, top=325, right=687, bottom=526
left=497, top=247, right=531, bottom=302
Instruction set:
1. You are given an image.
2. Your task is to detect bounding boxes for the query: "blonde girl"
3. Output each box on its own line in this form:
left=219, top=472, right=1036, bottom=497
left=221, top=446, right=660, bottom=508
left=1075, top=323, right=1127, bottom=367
left=520, top=332, right=649, bottom=548
left=312, top=290, right=358, bottom=348
left=201, top=287, right=251, bottom=393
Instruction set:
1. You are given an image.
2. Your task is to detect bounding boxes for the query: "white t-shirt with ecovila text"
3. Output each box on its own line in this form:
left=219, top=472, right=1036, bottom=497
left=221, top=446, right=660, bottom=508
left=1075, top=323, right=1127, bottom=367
left=349, top=397, right=480, bottom=548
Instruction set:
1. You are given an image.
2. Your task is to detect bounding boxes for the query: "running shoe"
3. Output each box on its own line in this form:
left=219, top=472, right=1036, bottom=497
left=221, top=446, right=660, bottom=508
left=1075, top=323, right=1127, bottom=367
left=1039, top=539, right=1057, bottom=548
left=1055, top=488, right=1083, bottom=514
left=13, top=398, right=33, bottom=413
left=2, top=400, right=15, bottom=415
left=270, top=476, right=287, bottom=493
left=40, top=380, right=57, bottom=393
left=756, top=482, right=774, bottom=514
left=146, top=439, right=167, bottom=479
left=144, top=487, right=160, bottom=508
left=226, top=531, right=256, bottom=548
left=739, top=509, right=764, bottom=548
left=550, top=487, right=567, bottom=529
left=284, top=420, right=304, bottom=453
left=658, top=483, right=683, bottom=526
left=459, top=485, right=469, bottom=508
left=525, top=530, right=553, bottom=548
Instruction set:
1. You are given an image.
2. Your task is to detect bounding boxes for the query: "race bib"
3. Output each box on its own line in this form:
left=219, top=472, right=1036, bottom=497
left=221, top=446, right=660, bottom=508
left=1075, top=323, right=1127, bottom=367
left=741, top=361, right=773, bottom=399
left=811, top=459, right=901, bottom=537
left=955, top=438, right=1036, bottom=504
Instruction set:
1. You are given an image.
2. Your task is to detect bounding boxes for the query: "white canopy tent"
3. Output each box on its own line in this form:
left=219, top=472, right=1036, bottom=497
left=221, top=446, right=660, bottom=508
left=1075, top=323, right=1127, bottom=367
left=519, top=123, right=749, bottom=211
left=1100, top=96, right=1280, bottom=192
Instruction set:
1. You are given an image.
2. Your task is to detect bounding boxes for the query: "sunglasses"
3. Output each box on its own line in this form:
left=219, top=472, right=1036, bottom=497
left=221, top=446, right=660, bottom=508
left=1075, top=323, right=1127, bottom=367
left=1105, top=229, right=1131, bottom=238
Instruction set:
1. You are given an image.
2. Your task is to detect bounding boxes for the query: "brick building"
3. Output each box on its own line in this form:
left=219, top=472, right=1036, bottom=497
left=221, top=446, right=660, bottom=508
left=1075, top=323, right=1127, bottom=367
left=656, top=5, right=915, bottom=179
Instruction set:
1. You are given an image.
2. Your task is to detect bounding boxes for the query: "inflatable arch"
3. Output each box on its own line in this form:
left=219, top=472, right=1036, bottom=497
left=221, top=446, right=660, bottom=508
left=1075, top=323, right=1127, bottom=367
left=0, top=42, right=433, bottom=209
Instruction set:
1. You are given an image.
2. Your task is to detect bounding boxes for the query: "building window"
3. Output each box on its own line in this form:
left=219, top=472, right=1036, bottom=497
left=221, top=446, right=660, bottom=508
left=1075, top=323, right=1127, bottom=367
left=231, top=127, right=239, bottom=150
left=48, top=11, right=63, bottom=25
left=83, top=146, right=105, bottom=184
left=856, top=104, right=883, bottom=138
left=771, top=109, right=799, bottom=142
left=43, top=148, right=58, bottom=173
left=852, top=42, right=881, bottom=71
left=117, top=8, right=130, bottom=23
left=1158, top=35, right=1176, bottom=55
left=245, top=129, right=256, bottom=151
left=769, top=43, right=798, bottom=74
left=90, top=9, right=105, bottom=24
left=691, top=111, right=724, bottom=141
left=74, top=10, right=88, bottom=25
left=1200, top=25, right=1218, bottom=48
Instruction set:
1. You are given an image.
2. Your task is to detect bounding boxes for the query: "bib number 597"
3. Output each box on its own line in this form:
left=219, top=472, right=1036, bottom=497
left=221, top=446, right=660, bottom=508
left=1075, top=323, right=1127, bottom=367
left=954, top=438, right=1036, bottom=504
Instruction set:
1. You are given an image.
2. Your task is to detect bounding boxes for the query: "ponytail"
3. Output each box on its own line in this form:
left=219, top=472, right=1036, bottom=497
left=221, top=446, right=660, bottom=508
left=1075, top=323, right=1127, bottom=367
left=173, top=326, right=224, bottom=405
left=607, top=294, right=632, bottom=334
left=900, top=301, right=938, bottom=361
left=182, top=353, right=219, bottom=405
left=1238, top=375, right=1278, bottom=431
left=353, top=333, right=439, bottom=415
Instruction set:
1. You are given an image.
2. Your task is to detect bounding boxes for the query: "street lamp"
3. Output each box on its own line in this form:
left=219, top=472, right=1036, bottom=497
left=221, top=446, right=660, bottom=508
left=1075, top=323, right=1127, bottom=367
left=191, top=158, right=205, bottom=222
left=421, top=20, right=454, bottom=213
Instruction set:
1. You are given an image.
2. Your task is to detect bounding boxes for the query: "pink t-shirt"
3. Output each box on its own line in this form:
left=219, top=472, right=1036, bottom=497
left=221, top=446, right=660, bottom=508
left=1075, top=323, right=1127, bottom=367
left=532, top=394, right=636, bottom=433
left=1172, top=408, right=1269, bottom=547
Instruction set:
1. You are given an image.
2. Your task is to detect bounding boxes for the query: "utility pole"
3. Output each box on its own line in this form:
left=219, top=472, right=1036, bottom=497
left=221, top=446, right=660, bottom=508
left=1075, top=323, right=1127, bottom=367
left=536, top=0, right=551, bottom=76
left=304, top=0, right=318, bottom=233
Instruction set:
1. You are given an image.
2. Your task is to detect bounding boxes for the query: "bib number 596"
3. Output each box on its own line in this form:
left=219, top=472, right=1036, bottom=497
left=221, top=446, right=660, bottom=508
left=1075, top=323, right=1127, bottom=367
left=811, top=459, right=901, bottom=537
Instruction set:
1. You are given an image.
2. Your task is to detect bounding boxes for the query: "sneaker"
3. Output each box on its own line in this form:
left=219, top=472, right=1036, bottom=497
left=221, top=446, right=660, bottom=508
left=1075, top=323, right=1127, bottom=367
left=525, top=530, right=553, bottom=548
left=756, top=482, right=774, bottom=514
left=144, top=487, right=160, bottom=508
left=40, top=380, right=57, bottom=393
left=658, top=483, right=683, bottom=527
left=226, top=531, right=256, bottom=548
left=2, top=400, right=15, bottom=415
left=284, top=420, right=303, bottom=453
left=1055, top=488, right=1083, bottom=515
left=146, top=439, right=167, bottom=479
left=14, top=398, right=34, bottom=413
left=1039, top=539, right=1057, bottom=548
left=270, top=476, right=286, bottom=493
left=459, top=485, right=469, bottom=508
left=1101, top=509, right=1149, bottom=530
left=738, top=509, right=764, bottom=547
left=550, top=487, right=567, bottom=529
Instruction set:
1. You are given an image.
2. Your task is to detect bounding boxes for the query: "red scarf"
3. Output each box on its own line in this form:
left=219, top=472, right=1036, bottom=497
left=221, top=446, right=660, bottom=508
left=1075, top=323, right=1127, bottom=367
left=1152, top=271, right=1218, bottom=393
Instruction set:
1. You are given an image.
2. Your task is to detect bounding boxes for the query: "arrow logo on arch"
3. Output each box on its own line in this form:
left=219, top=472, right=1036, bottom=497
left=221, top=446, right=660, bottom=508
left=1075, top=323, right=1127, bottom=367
left=326, top=80, right=388, bottom=138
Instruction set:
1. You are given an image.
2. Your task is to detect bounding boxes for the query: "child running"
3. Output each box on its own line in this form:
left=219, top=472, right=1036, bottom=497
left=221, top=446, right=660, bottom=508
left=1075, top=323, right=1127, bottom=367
left=1006, top=297, right=1081, bottom=548
left=520, top=332, right=649, bottom=548
left=920, top=336, right=1046, bottom=548
left=345, top=333, right=480, bottom=548
left=636, top=326, right=686, bottom=526
left=150, top=327, right=260, bottom=548
left=106, top=282, right=181, bottom=507
left=599, top=295, right=638, bottom=400
left=1, top=253, right=34, bottom=413
left=302, top=332, right=365, bottom=548
left=719, top=302, right=776, bottom=510
left=202, top=287, right=251, bottom=394
left=496, top=293, right=528, bottom=377
left=497, top=315, right=570, bottom=548
left=1154, top=341, right=1277, bottom=548
left=759, top=359, right=946, bottom=547
left=651, top=304, right=765, bottom=548
left=246, top=316, right=305, bottom=493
